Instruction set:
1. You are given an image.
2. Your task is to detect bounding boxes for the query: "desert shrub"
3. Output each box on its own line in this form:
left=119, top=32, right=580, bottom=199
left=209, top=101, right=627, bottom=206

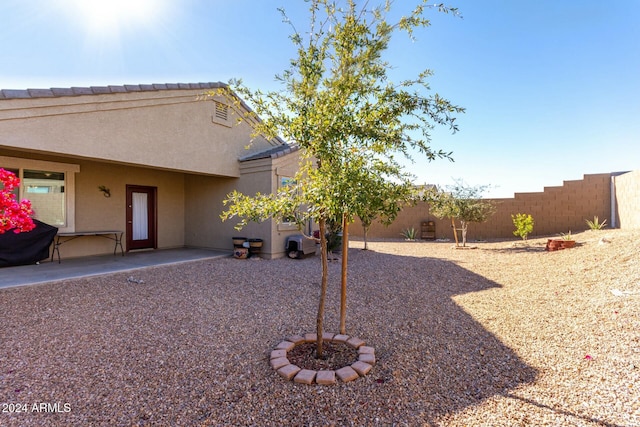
left=512, top=213, right=534, bottom=240
left=400, top=227, right=417, bottom=240
left=585, top=216, right=607, bottom=230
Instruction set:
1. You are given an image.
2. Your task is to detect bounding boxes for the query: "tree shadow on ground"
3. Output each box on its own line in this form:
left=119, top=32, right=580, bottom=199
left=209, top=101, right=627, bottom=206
left=480, top=243, right=547, bottom=254
left=481, top=241, right=588, bottom=254
left=329, top=248, right=539, bottom=425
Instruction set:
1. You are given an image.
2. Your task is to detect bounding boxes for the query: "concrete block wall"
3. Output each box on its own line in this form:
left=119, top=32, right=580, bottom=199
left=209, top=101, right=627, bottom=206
left=352, top=172, right=635, bottom=241
left=614, top=170, right=640, bottom=229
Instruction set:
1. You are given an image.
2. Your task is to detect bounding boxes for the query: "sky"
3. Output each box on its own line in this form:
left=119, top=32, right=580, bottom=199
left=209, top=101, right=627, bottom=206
left=1, top=0, right=639, bottom=198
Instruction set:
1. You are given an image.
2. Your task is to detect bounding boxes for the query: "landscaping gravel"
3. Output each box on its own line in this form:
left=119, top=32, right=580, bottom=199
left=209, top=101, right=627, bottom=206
left=1, top=229, right=638, bottom=426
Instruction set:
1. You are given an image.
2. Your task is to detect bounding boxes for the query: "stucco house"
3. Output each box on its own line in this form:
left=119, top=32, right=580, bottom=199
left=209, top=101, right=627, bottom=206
left=0, top=82, right=302, bottom=260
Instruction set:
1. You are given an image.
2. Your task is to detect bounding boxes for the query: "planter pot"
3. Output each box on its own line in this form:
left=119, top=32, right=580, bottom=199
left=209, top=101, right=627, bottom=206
left=232, top=237, right=247, bottom=247
left=248, top=238, right=263, bottom=256
left=560, top=240, right=576, bottom=249
left=546, top=239, right=563, bottom=251
left=248, top=238, right=263, bottom=248
left=233, top=247, right=249, bottom=259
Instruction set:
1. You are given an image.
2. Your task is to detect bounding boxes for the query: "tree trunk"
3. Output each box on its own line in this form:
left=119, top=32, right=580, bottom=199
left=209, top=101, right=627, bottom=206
left=316, top=217, right=328, bottom=358
left=451, top=217, right=459, bottom=246
left=461, top=220, right=468, bottom=247
left=339, top=215, right=349, bottom=335
left=363, top=224, right=369, bottom=250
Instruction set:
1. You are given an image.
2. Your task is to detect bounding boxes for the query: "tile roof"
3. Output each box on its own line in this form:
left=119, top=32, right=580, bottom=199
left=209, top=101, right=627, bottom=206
left=239, top=144, right=300, bottom=162
left=0, top=82, right=227, bottom=100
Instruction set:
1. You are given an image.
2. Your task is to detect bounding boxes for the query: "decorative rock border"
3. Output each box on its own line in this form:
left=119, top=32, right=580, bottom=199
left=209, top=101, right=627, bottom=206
left=269, top=332, right=375, bottom=385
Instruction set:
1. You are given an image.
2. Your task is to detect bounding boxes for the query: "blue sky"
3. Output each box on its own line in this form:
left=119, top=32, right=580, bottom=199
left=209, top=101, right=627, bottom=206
left=1, top=0, right=638, bottom=198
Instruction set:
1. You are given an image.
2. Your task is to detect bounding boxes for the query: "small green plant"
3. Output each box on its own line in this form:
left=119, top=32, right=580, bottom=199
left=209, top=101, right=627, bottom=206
left=585, top=216, right=607, bottom=230
left=560, top=230, right=573, bottom=241
left=400, top=227, right=417, bottom=240
left=511, top=213, right=534, bottom=240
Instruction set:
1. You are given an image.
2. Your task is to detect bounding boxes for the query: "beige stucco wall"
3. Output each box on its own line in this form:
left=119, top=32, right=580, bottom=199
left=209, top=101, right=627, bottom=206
left=184, top=150, right=304, bottom=259
left=3, top=147, right=309, bottom=259
left=0, top=88, right=275, bottom=177
left=270, top=152, right=306, bottom=258
left=2, top=146, right=307, bottom=260
left=0, top=85, right=298, bottom=261
left=614, top=170, right=640, bottom=229
left=74, top=160, right=186, bottom=250
left=1, top=148, right=187, bottom=258
left=184, top=174, right=262, bottom=252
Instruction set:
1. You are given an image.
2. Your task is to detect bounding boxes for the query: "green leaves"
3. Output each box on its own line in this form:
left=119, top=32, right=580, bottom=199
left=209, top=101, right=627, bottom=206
left=216, top=0, right=464, bottom=354
left=512, top=213, right=535, bottom=240
left=585, top=216, right=607, bottom=230
left=218, top=0, right=463, bottom=232
left=426, top=181, right=496, bottom=224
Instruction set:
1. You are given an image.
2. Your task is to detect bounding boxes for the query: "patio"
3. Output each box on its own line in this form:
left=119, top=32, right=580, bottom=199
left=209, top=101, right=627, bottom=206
left=0, top=248, right=229, bottom=289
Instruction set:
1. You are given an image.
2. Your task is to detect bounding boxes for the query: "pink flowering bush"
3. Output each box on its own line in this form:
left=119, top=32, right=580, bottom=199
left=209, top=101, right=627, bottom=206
left=0, top=168, right=35, bottom=234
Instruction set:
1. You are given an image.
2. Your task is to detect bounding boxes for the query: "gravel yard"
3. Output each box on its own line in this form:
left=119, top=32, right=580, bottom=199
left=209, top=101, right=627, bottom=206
left=1, top=229, right=638, bottom=426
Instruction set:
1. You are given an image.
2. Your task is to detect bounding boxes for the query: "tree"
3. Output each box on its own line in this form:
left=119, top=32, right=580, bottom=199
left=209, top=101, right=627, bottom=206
left=512, top=213, right=534, bottom=240
left=426, top=181, right=495, bottom=247
left=356, top=176, right=416, bottom=251
left=218, top=0, right=463, bottom=357
left=0, top=168, right=35, bottom=234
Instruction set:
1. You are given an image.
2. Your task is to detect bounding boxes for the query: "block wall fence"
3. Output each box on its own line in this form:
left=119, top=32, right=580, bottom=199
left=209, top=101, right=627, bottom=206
left=351, top=171, right=639, bottom=241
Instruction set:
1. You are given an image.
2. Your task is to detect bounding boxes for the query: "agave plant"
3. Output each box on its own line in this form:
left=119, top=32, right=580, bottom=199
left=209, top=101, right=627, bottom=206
left=400, top=227, right=418, bottom=241
left=585, top=216, right=607, bottom=230
left=560, top=230, right=573, bottom=241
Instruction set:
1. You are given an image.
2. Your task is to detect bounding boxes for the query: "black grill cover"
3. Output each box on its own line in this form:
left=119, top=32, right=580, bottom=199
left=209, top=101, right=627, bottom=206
left=0, top=220, right=58, bottom=267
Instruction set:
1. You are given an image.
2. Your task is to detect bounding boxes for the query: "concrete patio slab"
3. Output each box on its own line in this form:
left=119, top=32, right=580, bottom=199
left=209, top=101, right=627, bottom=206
left=0, top=248, right=229, bottom=289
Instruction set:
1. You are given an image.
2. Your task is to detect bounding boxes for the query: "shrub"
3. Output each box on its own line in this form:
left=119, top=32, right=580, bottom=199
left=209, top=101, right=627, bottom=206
left=585, top=216, right=607, bottom=230
left=1, top=168, right=35, bottom=234
left=512, top=213, right=534, bottom=240
left=400, top=227, right=417, bottom=240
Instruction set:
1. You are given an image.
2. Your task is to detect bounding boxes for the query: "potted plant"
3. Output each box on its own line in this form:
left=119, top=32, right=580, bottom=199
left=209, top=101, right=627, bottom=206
left=546, top=231, right=576, bottom=251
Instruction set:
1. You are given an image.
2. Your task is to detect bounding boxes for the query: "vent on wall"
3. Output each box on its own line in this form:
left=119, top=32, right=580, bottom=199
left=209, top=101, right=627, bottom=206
left=215, top=101, right=229, bottom=121
left=211, top=101, right=232, bottom=127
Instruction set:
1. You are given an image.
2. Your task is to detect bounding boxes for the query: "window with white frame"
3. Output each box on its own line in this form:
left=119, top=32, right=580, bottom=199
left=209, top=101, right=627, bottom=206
left=0, top=157, right=79, bottom=232
left=279, top=176, right=298, bottom=225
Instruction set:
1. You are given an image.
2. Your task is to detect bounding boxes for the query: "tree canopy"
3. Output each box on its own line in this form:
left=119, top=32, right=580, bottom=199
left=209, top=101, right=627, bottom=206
left=217, top=0, right=464, bottom=357
left=425, top=181, right=495, bottom=246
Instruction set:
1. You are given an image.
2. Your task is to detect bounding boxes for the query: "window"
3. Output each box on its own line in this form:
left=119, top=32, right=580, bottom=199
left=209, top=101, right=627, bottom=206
left=0, top=157, right=79, bottom=232
left=23, top=170, right=66, bottom=227
left=279, top=176, right=298, bottom=226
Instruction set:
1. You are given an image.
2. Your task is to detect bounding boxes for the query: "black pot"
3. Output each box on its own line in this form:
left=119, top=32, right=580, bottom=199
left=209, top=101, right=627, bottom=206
left=232, top=237, right=247, bottom=247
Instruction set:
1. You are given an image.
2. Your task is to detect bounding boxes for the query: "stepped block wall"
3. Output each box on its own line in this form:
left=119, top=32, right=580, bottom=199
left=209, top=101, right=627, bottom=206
left=353, top=172, right=638, bottom=241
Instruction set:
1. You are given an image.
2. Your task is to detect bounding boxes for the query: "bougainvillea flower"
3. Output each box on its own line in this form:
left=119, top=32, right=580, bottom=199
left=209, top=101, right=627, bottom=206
left=0, top=168, right=35, bottom=234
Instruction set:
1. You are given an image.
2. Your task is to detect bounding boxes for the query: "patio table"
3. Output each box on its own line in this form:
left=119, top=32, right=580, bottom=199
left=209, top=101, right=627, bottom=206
left=51, top=231, right=124, bottom=263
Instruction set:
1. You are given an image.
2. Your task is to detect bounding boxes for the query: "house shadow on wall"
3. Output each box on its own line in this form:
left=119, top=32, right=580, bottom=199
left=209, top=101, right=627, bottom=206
left=331, top=248, right=539, bottom=424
